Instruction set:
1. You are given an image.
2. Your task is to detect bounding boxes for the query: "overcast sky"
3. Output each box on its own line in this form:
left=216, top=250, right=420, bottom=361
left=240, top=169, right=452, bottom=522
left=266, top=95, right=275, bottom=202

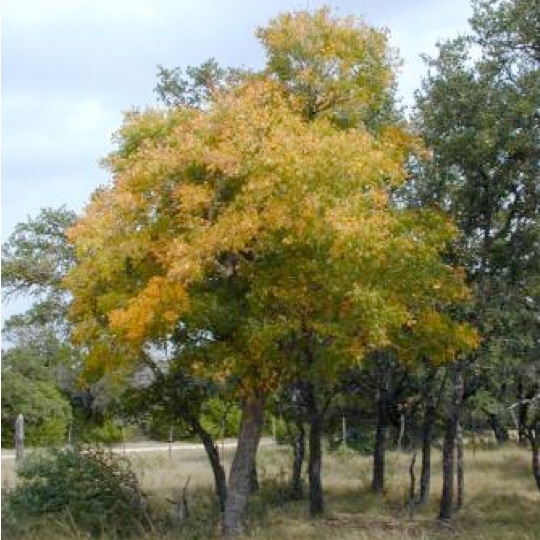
left=1, top=0, right=473, bottom=319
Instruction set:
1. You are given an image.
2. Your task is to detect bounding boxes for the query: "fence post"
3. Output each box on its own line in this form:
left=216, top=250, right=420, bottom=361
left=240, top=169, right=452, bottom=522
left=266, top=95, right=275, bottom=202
left=15, top=413, right=24, bottom=461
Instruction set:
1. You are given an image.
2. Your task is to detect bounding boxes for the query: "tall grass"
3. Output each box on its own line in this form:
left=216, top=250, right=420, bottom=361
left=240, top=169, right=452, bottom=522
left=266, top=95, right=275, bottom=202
left=2, top=444, right=539, bottom=539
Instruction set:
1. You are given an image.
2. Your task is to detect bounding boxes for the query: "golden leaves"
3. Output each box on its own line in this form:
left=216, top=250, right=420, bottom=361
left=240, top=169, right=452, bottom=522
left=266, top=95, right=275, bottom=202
left=108, top=276, right=189, bottom=344
left=64, top=9, right=476, bottom=383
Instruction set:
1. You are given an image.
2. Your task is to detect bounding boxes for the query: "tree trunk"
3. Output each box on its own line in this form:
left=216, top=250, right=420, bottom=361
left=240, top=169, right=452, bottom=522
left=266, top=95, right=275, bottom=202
left=526, top=415, right=540, bottom=492
left=439, top=416, right=456, bottom=520
left=485, top=411, right=509, bottom=444
left=191, top=417, right=228, bottom=513
left=307, top=385, right=324, bottom=516
left=250, top=460, right=259, bottom=493
left=372, top=360, right=389, bottom=495
left=456, top=421, right=464, bottom=509
left=517, top=376, right=528, bottom=446
left=532, top=432, right=540, bottom=491
left=222, top=393, right=265, bottom=537
left=419, top=399, right=435, bottom=504
left=397, top=413, right=406, bottom=452
left=439, top=367, right=463, bottom=521
left=408, top=450, right=418, bottom=518
left=291, top=422, right=306, bottom=500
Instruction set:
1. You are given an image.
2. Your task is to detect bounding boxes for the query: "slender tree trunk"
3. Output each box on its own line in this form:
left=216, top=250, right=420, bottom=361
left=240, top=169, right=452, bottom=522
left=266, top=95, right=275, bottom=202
left=526, top=415, right=540, bottom=491
left=291, top=422, right=306, bottom=500
left=191, top=418, right=228, bottom=513
left=408, top=450, right=418, bottom=518
left=419, top=369, right=440, bottom=505
left=456, top=421, right=464, bottom=509
left=397, top=412, right=406, bottom=452
left=222, top=393, right=265, bottom=537
left=439, top=417, right=456, bottom=520
left=518, top=376, right=528, bottom=446
left=307, top=385, right=324, bottom=516
left=439, top=367, right=463, bottom=521
left=485, top=411, right=509, bottom=444
left=532, top=433, right=540, bottom=491
left=419, top=399, right=435, bottom=504
left=372, top=360, right=389, bottom=495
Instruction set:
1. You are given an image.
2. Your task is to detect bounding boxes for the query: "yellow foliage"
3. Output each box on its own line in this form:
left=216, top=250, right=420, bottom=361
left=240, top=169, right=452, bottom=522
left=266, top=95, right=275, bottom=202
left=64, top=8, right=476, bottom=386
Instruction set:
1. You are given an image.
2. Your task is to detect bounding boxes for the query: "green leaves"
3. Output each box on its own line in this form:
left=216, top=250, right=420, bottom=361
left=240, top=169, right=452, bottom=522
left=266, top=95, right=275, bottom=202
left=2, top=206, right=76, bottom=300
left=257, top=8, right=396, bottom=126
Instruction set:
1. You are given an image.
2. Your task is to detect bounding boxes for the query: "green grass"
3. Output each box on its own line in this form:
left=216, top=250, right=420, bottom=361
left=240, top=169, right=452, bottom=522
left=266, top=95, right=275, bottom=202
left=2, top=444, right=539, bottom=539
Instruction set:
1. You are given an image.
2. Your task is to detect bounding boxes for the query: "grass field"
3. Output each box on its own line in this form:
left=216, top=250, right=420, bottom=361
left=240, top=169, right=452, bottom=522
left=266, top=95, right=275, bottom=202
left=2, top=443, right=539, bottom=539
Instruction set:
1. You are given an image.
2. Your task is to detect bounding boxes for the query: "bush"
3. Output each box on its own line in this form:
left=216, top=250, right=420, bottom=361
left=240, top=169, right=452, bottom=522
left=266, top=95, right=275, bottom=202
left=1, top=370, right=71, bottom=447
left=4, top=446, right=151, bottom=537
left=78, top=418, right=125, bottom=444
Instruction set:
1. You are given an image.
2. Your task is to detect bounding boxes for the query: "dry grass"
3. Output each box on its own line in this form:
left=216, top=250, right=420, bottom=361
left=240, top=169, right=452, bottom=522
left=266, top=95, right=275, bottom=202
left=2, top=444, right=539, bottom=539
left=244, top=445, right=539, bottom=540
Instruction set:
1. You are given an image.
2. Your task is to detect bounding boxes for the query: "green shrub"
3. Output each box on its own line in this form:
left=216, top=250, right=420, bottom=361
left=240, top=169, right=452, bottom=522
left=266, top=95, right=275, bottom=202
left=273, top=416, right=293, bottom=444
left=1, top=370, right=71, bottom=447
left=80, top=418, right=124, bottom=444
left=4, top=446, right=151, bottom=537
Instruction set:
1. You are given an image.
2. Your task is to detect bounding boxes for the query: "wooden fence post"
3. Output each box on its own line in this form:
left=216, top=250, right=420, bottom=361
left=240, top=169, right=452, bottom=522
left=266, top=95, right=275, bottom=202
left=15, top=413, right=24, bottom=461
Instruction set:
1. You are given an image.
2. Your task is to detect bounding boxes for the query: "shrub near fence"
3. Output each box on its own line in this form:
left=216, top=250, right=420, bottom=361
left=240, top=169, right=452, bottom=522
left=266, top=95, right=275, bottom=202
left=3, top=446, right=151, bottom=538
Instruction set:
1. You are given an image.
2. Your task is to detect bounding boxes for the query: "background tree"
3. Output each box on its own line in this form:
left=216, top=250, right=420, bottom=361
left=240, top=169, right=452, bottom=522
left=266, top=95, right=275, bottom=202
left=2, top=206, right=76, bottom=327
left=411, top=0, right=540, bottom=503
left=1, top=207, right=124, bottom=444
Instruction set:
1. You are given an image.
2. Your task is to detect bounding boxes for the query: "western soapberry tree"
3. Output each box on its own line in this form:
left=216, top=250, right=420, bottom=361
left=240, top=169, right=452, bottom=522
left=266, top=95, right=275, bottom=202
left=66, top=9, right=476, bottom=535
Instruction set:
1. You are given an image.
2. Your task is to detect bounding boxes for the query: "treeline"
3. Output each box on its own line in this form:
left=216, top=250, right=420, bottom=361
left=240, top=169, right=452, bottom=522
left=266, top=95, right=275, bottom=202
left=1, top=0, right=538, bottom=537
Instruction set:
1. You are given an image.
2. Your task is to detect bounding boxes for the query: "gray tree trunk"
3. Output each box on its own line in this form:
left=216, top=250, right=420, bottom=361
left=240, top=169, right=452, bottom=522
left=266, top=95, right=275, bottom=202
left=419, top=369, right=439, bottom=505
left=439, top=367, right=463, bottom=521
left=408, top=450, right=418, bottom=518
left=485, top=410, right=509, bottom=444
left=419, top=399, right=435, bottom=504
left=456, top=421, right=464, bottom=509
left=308, top=407, right=324, bottom=516
left=222, top=393, right=265, bottom=537
left=525, top=414, right=540, bottom=492
left=250, top=460, right=259, bottom=493
left=532, top=431, right=540, bottom=491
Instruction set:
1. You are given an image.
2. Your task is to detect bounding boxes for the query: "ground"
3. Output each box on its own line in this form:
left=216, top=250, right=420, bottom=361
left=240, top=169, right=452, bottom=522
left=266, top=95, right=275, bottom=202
left=2, top=443, right=539, bottom=539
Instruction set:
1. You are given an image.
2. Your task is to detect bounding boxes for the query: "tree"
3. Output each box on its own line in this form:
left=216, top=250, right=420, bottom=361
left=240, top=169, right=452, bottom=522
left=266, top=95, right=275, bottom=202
left=412, top=0, right=540, bottom=505
left=121, top=351, right=229, bottom=512
left=0, top=207, right=128, bottom=444
left=2, top=206, right=77, bottom=329
left=65, top=9, right=475, bottom=535
left=1, top=346, right=72, bottom=447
